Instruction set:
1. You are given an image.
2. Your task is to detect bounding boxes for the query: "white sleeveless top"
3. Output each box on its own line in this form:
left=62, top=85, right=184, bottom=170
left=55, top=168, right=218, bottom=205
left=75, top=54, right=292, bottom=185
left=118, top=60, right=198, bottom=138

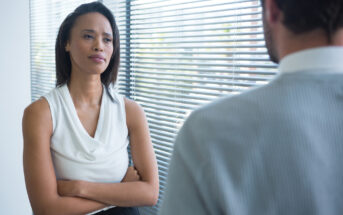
left=43, top=84, right=129, bottom=185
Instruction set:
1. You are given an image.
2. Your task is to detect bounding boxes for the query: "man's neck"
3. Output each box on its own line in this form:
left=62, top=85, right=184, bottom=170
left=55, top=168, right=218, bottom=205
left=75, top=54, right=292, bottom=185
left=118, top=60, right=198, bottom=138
left=332, top=29, right=343, bottom=45
left=278, top=28, right=330, bottom=61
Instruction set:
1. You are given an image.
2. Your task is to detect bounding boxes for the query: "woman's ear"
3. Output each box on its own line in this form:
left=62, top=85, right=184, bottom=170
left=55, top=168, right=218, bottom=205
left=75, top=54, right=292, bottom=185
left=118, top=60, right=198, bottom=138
left=65, top=42, right=70, bottom=52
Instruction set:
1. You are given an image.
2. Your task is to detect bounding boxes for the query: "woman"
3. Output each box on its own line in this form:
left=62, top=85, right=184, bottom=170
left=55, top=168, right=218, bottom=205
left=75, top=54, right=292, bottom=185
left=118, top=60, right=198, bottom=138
left=22, top=2, right=159, bottom=215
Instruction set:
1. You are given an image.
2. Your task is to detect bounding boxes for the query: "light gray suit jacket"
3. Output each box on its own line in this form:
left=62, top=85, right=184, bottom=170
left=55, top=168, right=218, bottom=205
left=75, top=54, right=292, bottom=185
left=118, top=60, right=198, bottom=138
left=160, top=63, right=343, bottom=214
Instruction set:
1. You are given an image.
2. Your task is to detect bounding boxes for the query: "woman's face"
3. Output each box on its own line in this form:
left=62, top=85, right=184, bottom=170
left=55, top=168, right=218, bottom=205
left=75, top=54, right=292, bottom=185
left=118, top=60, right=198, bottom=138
left=65, top=12, right=114, bottom=75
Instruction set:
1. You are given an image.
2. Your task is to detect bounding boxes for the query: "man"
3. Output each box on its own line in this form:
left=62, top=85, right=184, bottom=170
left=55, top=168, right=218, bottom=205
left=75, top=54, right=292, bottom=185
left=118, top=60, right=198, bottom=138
left=160, top=0, right=343, bottom=214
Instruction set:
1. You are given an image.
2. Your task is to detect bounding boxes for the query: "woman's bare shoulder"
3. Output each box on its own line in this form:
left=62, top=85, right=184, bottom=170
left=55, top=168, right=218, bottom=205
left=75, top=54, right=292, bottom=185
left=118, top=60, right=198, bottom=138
left=124, top=97, right=144, bottom=116
left=123, top=97, right=146, bottom=129
left=124, top=97, right=141, bottom=110
left=23, top=98, right=52, bottom=134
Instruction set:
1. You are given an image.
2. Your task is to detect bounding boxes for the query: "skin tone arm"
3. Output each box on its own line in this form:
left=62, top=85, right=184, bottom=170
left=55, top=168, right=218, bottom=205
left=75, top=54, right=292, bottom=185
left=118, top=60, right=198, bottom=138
left=57, top=98, right=160, bottom=207
left=22, top=98, right=109, bottom=215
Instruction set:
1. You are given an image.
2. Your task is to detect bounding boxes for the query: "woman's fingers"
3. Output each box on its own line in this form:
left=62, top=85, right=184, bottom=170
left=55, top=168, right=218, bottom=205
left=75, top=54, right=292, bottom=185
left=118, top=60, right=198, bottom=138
left=122, top=166, right=141, bottom=182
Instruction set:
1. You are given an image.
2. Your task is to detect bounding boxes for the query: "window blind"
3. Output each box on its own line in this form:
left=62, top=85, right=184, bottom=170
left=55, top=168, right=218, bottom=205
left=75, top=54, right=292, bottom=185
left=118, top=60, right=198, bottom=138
left=30, top=0, right=96, bottom=101
left=103, top=0, right=277, bottom=214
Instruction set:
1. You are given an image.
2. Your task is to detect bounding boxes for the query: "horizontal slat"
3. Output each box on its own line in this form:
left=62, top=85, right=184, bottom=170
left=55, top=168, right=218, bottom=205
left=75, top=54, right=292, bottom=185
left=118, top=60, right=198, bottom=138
left=130, top=44, right=265, bottom=49
left=130, top=38, right=264, bottom=44
left=119, top=82, right=236, bottom=96
left=130, top=79, right=245, bottom=92
left=142, top=93, right=202, bottom=106
left=131, top=50, right=267, bottom=55
left=129, top=31, right=264, bottom=40
left=119, top=69, right=274, bottom=81
left=136, top=96, right=197, bottom=111
left=146, top=112, right=181, bottom=124
left=149, top=126, right=177, bottom=138
left=151, top=135, right=178, bottom=149
left=131, top=65, right=275, bottom=75
left=125, top=87, right=217, bottom=102
left=130, top=11, right=261, bottom=26
left=131, top=61, right=274, bottom=69
left=131, top=25, right=263, bottom=34
left=129, top=75, right=260, bottom=87
left=131, top=18, right=259, bottom=31
left=139, top=101, right=189, bottom=114
left=129, top=0, right=255, bottom=12
left=126, top=5, right=260, bottom=21
left=145, top=108, right=186, bottom=120
left=131, top=55, right=269, bottom=62
left=131, top=19, right=261, bottom=31
left=154, top=147, right=174, bottom=161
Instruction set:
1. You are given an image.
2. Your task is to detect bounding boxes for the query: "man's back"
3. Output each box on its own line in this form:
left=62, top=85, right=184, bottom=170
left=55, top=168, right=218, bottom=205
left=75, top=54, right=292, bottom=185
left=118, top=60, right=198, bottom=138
left=160, top=0, right=343, bottom=213
left=160, top=48, right=343, bottom=215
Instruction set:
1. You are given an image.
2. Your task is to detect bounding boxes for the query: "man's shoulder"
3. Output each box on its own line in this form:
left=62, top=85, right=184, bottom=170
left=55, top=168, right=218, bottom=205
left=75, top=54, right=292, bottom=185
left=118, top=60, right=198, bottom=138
left=191, top=72, right=307, bottom=122
left=192, top=83, right=273, bottom=120
left=182, top=78, right=290, bottom=142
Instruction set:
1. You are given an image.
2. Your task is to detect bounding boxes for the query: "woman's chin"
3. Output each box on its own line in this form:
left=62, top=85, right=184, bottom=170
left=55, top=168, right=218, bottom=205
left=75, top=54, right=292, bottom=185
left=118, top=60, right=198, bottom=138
left=85, top=67, right=107, bottom=75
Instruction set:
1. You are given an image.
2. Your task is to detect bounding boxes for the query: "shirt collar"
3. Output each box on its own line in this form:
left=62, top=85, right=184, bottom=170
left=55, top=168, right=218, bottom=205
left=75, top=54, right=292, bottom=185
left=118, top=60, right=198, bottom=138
left=279, top=46, right=343, bottom=74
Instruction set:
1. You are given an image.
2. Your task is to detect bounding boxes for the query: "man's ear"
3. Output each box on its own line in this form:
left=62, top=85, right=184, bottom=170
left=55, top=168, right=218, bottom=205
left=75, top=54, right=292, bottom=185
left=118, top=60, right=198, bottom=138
left=264, top=0, right=281, bottom=26
left=65, top=42, right=70, bottom=52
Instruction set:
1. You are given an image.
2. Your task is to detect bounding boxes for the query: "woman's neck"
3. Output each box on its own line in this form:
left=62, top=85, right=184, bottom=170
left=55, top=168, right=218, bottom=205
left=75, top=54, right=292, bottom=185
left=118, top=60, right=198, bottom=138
left=68, top=69, right=103, bottom=107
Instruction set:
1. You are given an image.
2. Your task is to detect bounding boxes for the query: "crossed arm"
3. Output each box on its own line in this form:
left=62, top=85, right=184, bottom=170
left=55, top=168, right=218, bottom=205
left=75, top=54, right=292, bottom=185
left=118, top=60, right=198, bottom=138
left=22, top=98, right=159, bottom=215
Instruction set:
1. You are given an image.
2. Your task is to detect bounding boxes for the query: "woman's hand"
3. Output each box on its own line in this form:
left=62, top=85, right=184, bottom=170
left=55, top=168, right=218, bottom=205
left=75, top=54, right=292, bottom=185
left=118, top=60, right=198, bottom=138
left=58, top=166, right=140, bottom=197
left=121, top=166, right=141, bottom=182
left=57, top=180, right=81, bottom=197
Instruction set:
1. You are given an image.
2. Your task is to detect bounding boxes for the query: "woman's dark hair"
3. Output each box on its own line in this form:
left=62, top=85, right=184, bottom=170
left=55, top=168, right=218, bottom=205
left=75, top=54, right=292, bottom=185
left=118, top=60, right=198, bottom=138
left=55, top=2, right=120, bottom=89
left=261, top=0, right=343, bottom=40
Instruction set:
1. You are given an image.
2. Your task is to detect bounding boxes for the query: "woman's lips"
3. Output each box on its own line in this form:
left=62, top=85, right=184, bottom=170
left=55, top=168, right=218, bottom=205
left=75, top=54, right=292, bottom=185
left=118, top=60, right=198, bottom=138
left=89, top=56, right=105, bottom=63
left=89, top=54, right=105, bottom=63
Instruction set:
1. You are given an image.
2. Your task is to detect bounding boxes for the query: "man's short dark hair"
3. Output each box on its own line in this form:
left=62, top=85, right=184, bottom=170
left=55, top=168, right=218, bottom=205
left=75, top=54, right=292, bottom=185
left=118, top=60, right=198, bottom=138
left=261, top=0, right=343, bottom=38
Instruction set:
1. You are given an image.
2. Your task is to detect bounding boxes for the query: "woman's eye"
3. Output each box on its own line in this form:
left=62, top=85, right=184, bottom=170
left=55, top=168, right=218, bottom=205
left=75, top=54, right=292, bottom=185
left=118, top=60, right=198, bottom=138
left=104, top=38, right=112, bottom=43
left=83, top=34, right=93, bottom=39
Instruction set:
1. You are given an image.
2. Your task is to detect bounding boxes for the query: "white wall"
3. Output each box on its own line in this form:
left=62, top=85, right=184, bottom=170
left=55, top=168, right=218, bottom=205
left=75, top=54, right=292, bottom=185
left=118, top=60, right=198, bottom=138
left=0, top=0, right=31, bottom=214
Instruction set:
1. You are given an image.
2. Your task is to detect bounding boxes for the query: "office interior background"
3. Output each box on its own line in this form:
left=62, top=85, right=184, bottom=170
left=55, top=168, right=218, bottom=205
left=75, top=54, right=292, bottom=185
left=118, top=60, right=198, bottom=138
left=0, top=0, right=277, bottom=214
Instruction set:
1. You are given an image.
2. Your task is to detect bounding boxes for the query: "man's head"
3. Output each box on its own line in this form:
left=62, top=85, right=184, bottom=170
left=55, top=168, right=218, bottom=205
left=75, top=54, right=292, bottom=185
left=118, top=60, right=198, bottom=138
left=261, top=0, right=343, bottom=63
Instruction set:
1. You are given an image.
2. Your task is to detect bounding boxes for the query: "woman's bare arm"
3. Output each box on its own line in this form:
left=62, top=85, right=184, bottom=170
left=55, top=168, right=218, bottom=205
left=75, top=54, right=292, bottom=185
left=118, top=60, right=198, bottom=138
left=22, top=98, right=108, bottom=215
left=60, top=98, right=159, bottom=206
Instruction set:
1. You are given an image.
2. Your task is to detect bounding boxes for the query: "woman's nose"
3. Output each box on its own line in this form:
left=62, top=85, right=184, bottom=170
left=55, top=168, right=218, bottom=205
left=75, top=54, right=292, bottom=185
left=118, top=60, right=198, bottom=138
left=93, top=39, right=104, bottom=52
